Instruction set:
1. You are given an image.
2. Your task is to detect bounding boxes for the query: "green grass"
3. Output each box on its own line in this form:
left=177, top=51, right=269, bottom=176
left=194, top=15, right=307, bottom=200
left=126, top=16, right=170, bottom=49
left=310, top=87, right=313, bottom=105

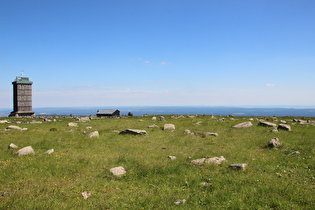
left=0, top=115, right=314, bottom=209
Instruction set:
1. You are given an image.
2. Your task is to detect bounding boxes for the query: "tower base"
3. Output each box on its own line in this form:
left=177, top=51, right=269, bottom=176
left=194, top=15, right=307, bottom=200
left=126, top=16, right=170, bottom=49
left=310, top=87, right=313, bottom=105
left=9, top=111, right=35, bottom=117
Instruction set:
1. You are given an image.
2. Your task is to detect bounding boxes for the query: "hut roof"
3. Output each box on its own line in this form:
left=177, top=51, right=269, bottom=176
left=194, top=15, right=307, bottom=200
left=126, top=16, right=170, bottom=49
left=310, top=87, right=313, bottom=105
left=97, top=109, right=119, bottom=115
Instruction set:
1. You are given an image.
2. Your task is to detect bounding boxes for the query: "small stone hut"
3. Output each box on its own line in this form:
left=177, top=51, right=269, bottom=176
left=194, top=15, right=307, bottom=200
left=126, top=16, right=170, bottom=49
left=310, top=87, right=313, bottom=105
left=96, top=109, right=120, bottom=118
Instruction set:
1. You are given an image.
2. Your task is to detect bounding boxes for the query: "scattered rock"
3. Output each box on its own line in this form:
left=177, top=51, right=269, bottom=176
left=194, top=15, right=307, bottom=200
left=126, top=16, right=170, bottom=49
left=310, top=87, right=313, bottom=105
left=148, top=124, right=159, bottom=128
left=174, top=199, right=186, bottom=205
left=233, top=122, right=253, bottom=128
left=271, top=128, right=278, bottom=133
left=218, top=118, right=225, bottom=121
left=82, top=191, right=91, bottom=200
left=249, top=118, right=254, bottom=121
left=68, top=122, right=78, bottom=127
left=8, top=143, right=18, bottom=149
left=204, top=132, right=219, bottom=137
left=191, top=158, right=206, bottom=166
left=280, top=120, right=287, bottom=124
left=204, top=156, right=226, bottom=165
left=158, top=116, right=165, bottom=121
left=288, top=151, right=300, bottom=156
left=151, top=116, right=157, bottom=121
left=109, top=166, right=126, bottom=176
left=0, top=120, right=9, bottom=124
left=168, top=156, right=176, bottom=160
left=184, top=129, right=193, bottom=135
left=76, top=117, right=90, bottom=122
left=194, top=121, right=203, bottom=125
left=111, top=130, right=120, bottom=133
left=1, top=191, right=9, bottom=196
left=258, top=121, right=277, bottom=127
left=30, top=120, right=42, bottom=124
left=85, top=126, right=92, bottom=130
left=191, top=156, right=226, bottom=165
left=119, top=129, right=147, bottom=135
left=268, top=137, right=282, bottom=148
left=16, top=146, right=35, bottom=156
left=6, top=125, right=24, bottom=130
left=229, top=163, right=248, bottom=170
left=200, top=182, right=212, bottom=187
left=43, top=149, right=54, bottom=155
left=278, top=124, right=291, bottom=131
left=88, top=131, right=99, bottom=138
left=164, top=124, right=175, bottom=130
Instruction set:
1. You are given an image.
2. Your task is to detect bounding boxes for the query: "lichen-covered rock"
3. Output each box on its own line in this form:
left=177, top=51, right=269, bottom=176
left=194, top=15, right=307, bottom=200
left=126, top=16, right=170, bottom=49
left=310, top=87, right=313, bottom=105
left=109, top=166, right=126, bottom=176
left=258, top=121, right=277, bottom=127
left=88, top=131, right=99, bottom=138
left=6, top=125, right=23, bottom=130
left=233, top=122, right=253, bottom=128
left=68, top=122, right=78, bottom=127
left=268, top=137, right=282, bottom=148
left=8, top=143, right=18, bottom=149
left=43, top=149, right=54, bottom=155
left=164, top=124, right=175, bottom=130
left=16, top=146, right=35, bottom=156
left=278, top=124, right=291, bottom=131
left=204, top=156, right=226, bottom=165
left=191, top=156, right=226, bottom=165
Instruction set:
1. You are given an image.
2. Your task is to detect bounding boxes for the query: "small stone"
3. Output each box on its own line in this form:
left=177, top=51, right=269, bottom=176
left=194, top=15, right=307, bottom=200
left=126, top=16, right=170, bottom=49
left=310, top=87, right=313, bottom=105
left=288, top=151, right=300, bottom=156
left=0, top=120, right=9, bottom=124
left=271, top=128, right=278, bottom=133
left=205, top=132, right=219, bottom=137
left=184, top=129, right=192, bottom=135
left=164, top=124, right=175, bottom=130
left=85, top=126, right=92, bottom=130
left=109, top=166, right=126, bottom=176
left=16, top=146, right=35, bottom=156
left=268, top=137, right=282, bottom=148
left=81, top=191, right=91, bottom=199
left=229, top=163, right=248, bottom=170
left=88, top=131, right=99, bottom=138
left=151, top=116, right=157, bottom=120
left=148, top=124, right=159, bottom=128
left=168, top=156, right=176, bottom=160
left=158, top=116, right=166, bottom=121
left=174, top=199, right=186, bottom=205
left=1, top=191, right=9, bottom=196
left=200, top=182, right=212, bottom=186
left=119, top=129, right=147, bottom=135
left=8, top=143, right=18, bottom=149
left=43, top=149, right=54, bottom=155
left=68, top=122, right=78, bottom=127
left=233, top=122, right=253, bottom=128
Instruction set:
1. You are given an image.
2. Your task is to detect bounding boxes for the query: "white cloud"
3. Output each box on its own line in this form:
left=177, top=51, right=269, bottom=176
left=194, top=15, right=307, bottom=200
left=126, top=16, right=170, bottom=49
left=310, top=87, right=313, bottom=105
left=143, top=61, right=150, bottom=64
left=266, top=84, right=276, bottom=87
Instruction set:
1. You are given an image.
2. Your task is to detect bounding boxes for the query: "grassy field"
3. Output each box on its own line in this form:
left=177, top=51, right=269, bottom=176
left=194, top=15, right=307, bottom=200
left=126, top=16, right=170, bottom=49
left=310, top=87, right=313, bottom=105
left=0, top=115, right=314, bottom=209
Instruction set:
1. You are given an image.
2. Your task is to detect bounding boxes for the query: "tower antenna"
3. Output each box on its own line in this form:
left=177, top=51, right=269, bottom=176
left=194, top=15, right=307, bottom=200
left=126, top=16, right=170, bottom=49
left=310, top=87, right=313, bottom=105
left=21, top=71, right=24, bottom=77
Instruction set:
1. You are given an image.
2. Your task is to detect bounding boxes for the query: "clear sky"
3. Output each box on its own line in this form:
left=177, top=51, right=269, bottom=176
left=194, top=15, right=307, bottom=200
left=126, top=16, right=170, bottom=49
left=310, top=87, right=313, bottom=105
left=1, top=0, right=314, bottom=108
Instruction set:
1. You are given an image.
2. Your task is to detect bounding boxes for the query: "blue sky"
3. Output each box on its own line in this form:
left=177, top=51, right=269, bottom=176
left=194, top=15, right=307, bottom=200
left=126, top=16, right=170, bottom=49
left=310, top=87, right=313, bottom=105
left=1, top=0, right=314, bottom=108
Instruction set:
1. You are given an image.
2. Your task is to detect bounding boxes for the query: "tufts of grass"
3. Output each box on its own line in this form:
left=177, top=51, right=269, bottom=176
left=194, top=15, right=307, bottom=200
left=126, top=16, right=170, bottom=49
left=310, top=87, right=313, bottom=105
left=0, top=115, right=314, bottom=209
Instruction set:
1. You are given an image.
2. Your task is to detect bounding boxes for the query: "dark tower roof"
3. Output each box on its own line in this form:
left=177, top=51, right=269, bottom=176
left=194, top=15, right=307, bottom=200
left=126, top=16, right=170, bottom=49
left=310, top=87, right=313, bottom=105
left=13, top=77, right=33, bottom=85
